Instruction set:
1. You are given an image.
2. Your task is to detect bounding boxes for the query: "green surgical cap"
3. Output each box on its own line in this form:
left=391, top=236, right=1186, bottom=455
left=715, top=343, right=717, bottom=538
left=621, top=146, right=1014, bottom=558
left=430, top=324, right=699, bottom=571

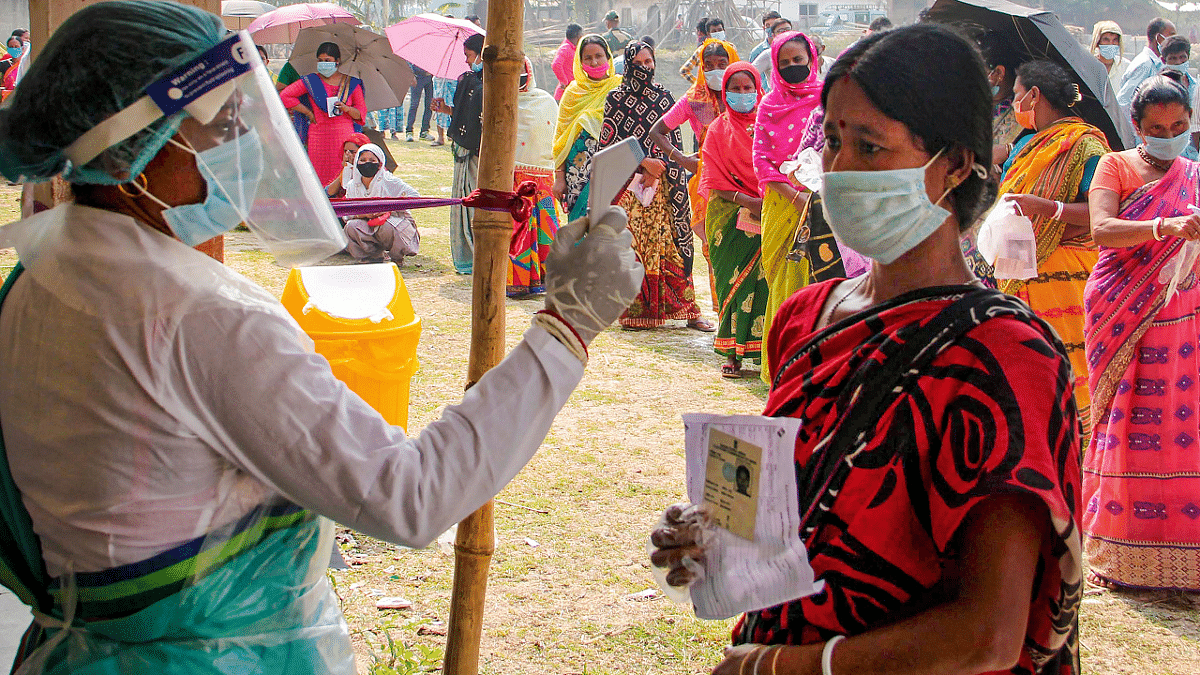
left=0, top=1, right=225, bottom=185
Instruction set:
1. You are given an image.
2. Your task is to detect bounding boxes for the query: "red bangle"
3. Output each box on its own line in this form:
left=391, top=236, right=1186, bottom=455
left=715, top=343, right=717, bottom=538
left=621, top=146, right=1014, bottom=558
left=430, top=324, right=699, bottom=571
left=535, top=309, right=588, bottom=357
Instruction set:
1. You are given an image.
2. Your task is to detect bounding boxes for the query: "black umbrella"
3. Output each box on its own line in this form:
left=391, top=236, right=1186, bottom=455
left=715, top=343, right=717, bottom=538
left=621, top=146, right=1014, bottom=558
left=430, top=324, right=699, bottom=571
left=924, top=0, right=1135, bottom=150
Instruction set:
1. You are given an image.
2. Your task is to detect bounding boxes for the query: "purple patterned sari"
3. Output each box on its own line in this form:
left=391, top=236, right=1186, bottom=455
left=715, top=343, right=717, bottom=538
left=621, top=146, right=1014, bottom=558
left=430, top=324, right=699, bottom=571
left=1082, top=157, right=1200, bottom=590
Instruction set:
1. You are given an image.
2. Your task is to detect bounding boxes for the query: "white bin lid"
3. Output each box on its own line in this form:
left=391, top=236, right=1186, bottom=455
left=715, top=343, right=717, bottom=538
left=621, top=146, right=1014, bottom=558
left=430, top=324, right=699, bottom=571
left=298, top=263, right=397, bottom=323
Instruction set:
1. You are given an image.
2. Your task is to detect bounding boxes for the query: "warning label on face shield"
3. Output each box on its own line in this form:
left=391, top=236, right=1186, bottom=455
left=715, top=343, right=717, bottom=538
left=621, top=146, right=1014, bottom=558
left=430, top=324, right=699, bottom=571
left=145, top=33, right=254, bottom=117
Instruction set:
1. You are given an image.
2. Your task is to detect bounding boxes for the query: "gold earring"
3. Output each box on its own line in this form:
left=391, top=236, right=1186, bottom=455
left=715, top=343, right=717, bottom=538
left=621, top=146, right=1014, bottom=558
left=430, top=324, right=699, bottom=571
left=116, top=173, right=150, bottom=198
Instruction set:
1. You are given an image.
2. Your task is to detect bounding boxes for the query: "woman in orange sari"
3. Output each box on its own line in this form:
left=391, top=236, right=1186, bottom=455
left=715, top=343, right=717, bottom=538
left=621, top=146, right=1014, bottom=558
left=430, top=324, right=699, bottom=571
left=996, top=60, right=1109, bottom=437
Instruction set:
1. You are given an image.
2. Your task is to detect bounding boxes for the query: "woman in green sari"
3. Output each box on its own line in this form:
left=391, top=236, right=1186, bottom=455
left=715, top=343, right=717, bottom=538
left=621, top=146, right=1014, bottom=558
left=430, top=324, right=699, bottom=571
left=699, top=62, right=770, bottom=378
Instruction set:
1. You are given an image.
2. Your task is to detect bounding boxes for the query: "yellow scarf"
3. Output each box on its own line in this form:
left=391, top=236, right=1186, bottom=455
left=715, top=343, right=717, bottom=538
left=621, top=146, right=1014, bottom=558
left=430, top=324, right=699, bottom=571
left=553, top=35, right=622, bottom=166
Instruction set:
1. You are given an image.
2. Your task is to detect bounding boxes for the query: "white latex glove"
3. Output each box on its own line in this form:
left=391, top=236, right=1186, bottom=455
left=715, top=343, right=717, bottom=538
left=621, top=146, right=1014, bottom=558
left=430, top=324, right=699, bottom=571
left=544, top=206, right=644, bottom=345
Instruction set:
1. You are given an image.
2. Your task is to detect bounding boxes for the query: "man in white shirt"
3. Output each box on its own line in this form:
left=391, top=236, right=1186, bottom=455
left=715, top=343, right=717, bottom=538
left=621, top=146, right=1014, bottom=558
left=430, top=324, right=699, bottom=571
left=1117, top=17, right=1176, bottom=107
left=810, top=33, right=836, bottom=81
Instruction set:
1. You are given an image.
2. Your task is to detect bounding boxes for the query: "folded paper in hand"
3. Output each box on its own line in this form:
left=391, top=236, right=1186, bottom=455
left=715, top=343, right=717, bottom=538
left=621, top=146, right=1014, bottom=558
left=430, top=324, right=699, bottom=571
left=678, top=413, right=821, bottom=620
left=629, top=173, right=658, bottom=207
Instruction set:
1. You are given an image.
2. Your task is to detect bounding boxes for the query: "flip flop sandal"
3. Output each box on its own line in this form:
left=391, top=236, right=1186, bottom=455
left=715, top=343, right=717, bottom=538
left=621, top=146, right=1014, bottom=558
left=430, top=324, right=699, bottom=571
left=688, top=318, right=716, bottom=332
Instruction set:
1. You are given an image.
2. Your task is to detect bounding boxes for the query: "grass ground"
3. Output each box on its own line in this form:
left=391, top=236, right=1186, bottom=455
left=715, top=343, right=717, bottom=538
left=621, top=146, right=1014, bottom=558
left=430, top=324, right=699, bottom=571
left=1, top=138, right=1198, bottom=674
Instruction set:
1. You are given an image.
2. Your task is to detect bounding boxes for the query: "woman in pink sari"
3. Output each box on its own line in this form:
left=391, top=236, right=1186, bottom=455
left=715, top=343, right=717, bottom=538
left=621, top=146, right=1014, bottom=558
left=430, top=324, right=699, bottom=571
left=279, top=42, right=366, bottom=185
left=1085, top=75, right=1200, bottom=590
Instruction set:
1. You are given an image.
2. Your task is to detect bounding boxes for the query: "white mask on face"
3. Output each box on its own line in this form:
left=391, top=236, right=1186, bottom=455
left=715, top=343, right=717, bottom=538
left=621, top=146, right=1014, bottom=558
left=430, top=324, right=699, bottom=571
left=821, top=149, right=986, bottom=265
left=704, top=67, right=726, bottom=91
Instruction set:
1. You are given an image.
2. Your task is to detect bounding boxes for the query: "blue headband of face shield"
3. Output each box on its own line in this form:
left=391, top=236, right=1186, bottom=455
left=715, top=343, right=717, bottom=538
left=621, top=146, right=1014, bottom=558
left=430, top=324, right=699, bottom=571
left=62, top=31, right=347, bottom=266
left=63, top=32, right=256, bottom=182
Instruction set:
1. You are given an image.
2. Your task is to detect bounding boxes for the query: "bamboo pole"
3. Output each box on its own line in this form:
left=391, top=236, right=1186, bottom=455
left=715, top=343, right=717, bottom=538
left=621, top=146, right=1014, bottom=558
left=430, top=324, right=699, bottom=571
left=442, top=0, right=524, bottom=670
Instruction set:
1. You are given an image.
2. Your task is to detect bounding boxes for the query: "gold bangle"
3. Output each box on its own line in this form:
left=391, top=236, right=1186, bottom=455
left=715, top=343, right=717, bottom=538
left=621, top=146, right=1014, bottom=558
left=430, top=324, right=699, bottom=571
left=768, top=645, right=784, bottom=675
left=740, top=646, right=763, bottom=675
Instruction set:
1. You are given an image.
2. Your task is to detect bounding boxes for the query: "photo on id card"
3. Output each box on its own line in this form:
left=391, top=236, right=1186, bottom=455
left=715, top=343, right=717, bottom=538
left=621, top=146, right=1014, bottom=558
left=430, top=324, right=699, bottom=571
left=703, top=428, right=761, bottom=541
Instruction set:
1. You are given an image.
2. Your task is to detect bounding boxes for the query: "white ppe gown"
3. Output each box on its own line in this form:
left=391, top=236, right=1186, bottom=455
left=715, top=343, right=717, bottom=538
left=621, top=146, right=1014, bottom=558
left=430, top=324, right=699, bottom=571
left=0, top=203, right=584, bottom=578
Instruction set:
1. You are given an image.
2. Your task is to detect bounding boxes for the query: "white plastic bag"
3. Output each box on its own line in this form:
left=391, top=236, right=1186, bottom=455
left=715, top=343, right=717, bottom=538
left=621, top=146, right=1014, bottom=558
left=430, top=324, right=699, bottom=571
left=779, top=147, right=824, bottom=193
left=977, top=196, right=1038, bottom=280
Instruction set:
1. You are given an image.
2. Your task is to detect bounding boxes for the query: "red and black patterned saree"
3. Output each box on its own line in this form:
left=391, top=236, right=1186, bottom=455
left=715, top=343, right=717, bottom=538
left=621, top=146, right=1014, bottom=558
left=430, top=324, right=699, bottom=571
left=735, top=281, right=1084, bottom=675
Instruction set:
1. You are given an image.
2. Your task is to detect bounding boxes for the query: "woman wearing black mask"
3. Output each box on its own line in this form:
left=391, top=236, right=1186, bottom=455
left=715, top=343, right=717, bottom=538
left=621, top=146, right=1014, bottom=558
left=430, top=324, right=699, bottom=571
left=342, top=143, right=421, bottom=262
left=599, top=41, right=712, bottom=331
left=753, top=31, right=822, bottom=381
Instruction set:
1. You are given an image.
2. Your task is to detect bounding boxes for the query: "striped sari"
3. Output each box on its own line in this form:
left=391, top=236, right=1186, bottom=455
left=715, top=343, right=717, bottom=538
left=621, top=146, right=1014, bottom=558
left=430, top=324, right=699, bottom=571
left=999, top=118, right=1109, bottom=437
left=1083, top=158, right=1200, bottom=591
left=507, top=166, right=559, bottom=296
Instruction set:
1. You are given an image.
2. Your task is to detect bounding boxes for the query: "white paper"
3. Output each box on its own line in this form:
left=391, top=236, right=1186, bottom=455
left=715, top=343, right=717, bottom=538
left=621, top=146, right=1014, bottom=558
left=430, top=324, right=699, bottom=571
left=629, top=173, right=658, bottom=207
left=587, top=137, right=644, bottom=217
left=680, top=413, right=821, bottom=620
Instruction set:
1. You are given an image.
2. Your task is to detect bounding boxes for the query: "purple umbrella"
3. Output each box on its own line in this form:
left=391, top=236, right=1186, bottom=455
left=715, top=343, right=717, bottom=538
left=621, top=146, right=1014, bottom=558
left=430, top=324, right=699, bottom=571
left=385, top=14, right=485, bottom=79
left=248, top=2, right=360, bottom=44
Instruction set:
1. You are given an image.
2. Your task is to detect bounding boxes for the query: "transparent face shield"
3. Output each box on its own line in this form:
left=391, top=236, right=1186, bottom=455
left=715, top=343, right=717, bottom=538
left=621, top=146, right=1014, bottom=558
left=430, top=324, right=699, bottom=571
left=63, top=32, right=346, bottom=267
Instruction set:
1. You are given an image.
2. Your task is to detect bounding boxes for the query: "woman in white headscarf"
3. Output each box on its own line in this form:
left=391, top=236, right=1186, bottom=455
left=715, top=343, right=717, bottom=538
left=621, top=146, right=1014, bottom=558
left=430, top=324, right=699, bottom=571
left=343, top=143, right=421, bottom=263
left=509, top=57, right=562, bottom=296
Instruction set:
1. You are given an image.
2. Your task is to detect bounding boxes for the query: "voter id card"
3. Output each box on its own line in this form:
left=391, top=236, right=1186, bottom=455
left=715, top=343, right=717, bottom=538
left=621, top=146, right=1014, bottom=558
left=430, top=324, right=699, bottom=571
left=702, top=428, right=762, bottom=541
left=587, top=136, right=645, bottom=217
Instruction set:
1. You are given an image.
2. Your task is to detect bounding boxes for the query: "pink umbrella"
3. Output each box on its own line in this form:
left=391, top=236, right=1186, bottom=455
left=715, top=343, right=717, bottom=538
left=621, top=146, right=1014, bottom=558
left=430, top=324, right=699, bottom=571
left=385, top=14, right=484, bottom=79
left=248, top=2, right=360, bottom=44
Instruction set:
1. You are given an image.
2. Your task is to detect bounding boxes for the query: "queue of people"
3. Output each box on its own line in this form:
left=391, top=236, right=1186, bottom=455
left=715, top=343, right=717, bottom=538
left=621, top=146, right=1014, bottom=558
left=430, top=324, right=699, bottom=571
left=3, top=4, right=1198, bottom=672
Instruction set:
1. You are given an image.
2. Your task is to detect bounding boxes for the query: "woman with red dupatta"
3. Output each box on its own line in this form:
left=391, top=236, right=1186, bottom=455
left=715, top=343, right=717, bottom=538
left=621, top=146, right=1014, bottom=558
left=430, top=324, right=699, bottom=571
left=1085, top=75, right=1200, bottom=591
left=651, top=26, right=1082, bottom=675
left=700, top=62, right=769, bottom=378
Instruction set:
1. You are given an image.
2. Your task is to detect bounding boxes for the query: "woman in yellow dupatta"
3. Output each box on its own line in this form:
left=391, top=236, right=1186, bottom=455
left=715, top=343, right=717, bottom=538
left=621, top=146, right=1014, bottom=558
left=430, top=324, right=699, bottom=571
left=552, top=35, right=622, bottom=220
left=997, top=61, right=1109, bottom=436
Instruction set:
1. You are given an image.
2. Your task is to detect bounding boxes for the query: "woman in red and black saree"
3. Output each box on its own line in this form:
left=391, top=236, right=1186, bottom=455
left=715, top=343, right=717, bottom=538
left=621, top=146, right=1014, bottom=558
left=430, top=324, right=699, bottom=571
left=1084, top=75, right=1200, bottom=591
left=651, top=25, right=1083, bottom=675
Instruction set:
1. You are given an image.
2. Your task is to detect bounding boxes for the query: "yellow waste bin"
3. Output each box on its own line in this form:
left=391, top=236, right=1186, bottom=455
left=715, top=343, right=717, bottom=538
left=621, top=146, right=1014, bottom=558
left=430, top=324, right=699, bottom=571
left=281, top=263, right=421, bottom=431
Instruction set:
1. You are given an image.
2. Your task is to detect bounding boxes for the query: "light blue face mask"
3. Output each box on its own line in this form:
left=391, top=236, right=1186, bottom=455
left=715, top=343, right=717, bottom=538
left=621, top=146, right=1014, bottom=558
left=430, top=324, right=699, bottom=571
left=1165, top=61, right=1190, bottom=73
left=138, top=129, right=265, bottom=247
left=821, top=149, right=957, bottom=265
left=316, top=61, right=338, bottom=77
left=1098, top=44, right=1121, bottom=60
left=990, top=84, right=1000, bottom=97
left=1142, top=129, right=1192, bottom=161
left=471, top=61, right=483, bottom=73
left=725, top=91, right=757, bottom=114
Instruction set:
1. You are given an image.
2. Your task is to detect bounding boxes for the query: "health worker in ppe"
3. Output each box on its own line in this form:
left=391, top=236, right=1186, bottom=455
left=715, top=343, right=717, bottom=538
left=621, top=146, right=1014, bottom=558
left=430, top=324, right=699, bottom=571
left=0, top=3, right=644, bottom=674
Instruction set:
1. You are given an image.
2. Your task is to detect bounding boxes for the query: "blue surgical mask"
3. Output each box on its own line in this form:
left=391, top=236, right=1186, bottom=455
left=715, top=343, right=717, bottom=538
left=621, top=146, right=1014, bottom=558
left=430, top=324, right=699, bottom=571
left=821, top=150, right=955, bottom=265
left=471, top=61, right=483, bottom=73
left=1142, top=129, right=1192, bottom=161
left=990, top=84, right=1000, bottom=97
left=1166, top=61, right=1190, bottom=73
left=6, top=47, right=19, bottom=59
left=140, top=129, right=265, bottom=247
left=1098, top=44, right=1121, bottom=60
left=725, top=91, right=757, bottom=114
left=316, top=61, right=338, bottom=77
